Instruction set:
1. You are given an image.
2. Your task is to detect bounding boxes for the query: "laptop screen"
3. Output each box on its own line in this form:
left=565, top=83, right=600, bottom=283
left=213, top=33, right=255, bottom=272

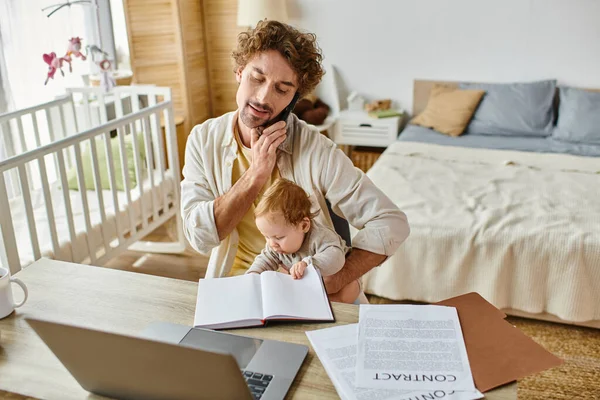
left=180, top=328, right=263, bottom=369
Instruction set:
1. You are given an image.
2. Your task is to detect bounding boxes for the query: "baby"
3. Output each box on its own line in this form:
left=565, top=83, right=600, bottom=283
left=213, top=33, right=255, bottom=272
left=246, top=179, right=360, bottom=303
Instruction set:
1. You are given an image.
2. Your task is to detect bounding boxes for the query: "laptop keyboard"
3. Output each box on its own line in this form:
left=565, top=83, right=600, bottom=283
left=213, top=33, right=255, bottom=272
left=243, top=370, right=273, bottom=399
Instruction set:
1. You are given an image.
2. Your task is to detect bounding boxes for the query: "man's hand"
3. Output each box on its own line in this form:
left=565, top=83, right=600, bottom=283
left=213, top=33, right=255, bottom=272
left=248, top=121, right=287, bottom=184
left=323, top=274, right=342, bottom=294
left=290, top=261, right=307, bottom=280
left=212, top=120, right=287, bottom=241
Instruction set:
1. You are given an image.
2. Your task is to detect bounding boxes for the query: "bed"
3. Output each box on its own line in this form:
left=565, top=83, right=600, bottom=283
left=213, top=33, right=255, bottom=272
left=360, top=80, right=600, bottom=328
left=0, top=86, right=186, bottom=275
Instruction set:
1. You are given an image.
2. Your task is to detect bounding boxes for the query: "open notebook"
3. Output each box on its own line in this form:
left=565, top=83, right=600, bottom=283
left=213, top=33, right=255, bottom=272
left=193, top=265, right=334, bottom=329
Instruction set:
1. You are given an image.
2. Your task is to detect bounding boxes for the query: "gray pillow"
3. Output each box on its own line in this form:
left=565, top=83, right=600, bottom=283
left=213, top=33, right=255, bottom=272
left=553, top=86, right=600, bottom=145
left=459, top=80, right=556, bottom=137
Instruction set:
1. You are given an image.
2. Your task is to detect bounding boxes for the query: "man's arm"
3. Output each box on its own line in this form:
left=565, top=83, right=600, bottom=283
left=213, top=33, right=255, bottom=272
left=213, top=168, right=264, bottom=241
left=312, top=134, right=410, bottom=294
left=214, top=121, right=287, bottom=240
left=181, top=120, right=288, bottom=252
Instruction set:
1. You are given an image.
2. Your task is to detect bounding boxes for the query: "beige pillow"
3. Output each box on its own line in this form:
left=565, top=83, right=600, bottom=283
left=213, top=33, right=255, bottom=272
left=411, top=85, right=485, bottom=136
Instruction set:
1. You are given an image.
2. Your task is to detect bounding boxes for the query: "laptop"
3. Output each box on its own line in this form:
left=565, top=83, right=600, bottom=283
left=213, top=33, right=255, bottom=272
left=26, top=318, right=308, bottom=400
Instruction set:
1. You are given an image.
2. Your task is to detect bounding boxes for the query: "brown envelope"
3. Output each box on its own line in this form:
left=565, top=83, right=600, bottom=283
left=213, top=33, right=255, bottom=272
left=435, top=292, right=563, bottom=393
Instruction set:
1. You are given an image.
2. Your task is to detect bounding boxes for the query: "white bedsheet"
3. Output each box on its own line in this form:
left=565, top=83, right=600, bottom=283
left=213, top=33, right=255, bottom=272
left=361, top=141, right=600, bottom=323
left=5, top=170, right=176, bottom=269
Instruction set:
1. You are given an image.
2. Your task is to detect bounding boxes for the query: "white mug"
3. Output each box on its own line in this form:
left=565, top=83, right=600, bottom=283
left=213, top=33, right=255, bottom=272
left=0, top=266, right=28, bottom=319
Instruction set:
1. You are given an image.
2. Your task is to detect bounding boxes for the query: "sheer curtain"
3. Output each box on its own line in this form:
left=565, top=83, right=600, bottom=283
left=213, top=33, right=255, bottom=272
left=0, top=0, right=90, bottom=111
left=0, top=28, right=8, bottom=162
left=0, top=26, right=10, bottom=113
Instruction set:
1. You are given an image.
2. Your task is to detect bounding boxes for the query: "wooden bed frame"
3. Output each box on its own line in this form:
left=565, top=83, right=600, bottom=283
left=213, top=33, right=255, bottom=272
left=409, top=79, right=600, bottom=329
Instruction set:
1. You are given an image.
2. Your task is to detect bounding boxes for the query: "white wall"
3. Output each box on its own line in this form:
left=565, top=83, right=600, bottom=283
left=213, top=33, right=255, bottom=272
left=288, top=0, right=600, bottom=114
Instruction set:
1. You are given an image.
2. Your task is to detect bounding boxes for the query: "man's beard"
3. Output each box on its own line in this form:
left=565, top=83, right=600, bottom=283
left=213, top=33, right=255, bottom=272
left=239, top=102, right=273, bottom=128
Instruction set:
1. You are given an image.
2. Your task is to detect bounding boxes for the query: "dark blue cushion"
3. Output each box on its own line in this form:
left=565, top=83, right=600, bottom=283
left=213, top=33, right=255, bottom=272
left=460, top=80, right=556, bottom=137
left=553, top=86, right=600, bottom=145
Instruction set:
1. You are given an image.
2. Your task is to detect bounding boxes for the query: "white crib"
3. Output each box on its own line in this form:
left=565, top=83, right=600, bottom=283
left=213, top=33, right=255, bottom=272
left=0, top=86, right=186, bottom=275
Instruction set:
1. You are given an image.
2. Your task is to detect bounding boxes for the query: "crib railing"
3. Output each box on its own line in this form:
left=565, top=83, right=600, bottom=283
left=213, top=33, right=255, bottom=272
left=0, top=86, right=182, bottom=275
left=0, top=95, right=77, bottom=198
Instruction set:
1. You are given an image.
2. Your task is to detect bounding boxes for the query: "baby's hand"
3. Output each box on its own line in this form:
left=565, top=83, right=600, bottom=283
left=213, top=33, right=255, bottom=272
left=290, top=261, right=307, bottom=280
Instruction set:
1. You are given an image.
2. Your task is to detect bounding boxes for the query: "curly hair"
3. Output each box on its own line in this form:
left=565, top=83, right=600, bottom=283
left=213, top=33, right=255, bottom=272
left=255, top=179, right=319, bottom=226
left=232, top=20, right=324, bottom=97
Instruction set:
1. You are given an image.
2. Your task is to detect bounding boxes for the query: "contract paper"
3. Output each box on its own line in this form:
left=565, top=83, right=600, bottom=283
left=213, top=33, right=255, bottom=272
left=306, top=324, right=482, bottom=400
left=356, top=305, right=476, bottom=391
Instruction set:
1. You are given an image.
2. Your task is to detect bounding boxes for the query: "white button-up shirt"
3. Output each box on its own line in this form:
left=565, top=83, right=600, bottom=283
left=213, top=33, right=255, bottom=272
left=181, top=111, right=410, bottom=278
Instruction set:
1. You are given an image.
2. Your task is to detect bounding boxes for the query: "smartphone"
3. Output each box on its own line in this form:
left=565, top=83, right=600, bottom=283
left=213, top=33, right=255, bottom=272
left=261, top=92, right=301, bottom=132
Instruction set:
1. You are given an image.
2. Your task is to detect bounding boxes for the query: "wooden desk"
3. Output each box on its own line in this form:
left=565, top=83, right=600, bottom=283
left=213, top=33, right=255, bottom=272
left=0, top=259, right=516, bottom=399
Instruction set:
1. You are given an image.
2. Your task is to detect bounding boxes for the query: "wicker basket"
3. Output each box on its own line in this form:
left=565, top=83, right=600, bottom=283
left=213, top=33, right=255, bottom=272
left=350, top=147, right=384, bottom=172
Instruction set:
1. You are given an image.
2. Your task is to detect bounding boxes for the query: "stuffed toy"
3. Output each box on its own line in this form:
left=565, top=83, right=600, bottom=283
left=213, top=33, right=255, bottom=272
left=64, top=37, right=87, bottom=72
left=86, top=44, right=109, bottom=59
left=86, top=44, right=116, bottom=91
left=42, top=37, right=87, bottom=84
left=43, top=52, right=68, bottom=85
left=292, top=93, right=330, bottom=126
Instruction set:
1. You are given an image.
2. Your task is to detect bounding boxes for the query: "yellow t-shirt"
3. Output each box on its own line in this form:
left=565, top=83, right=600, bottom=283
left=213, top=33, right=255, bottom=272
left=229, top=124, right=280, bottom=276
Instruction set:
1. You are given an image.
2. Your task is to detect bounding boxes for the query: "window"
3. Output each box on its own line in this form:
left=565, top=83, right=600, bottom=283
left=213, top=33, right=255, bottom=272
left=0, top=0, right=120, bottom=111
left=109, top=0, right=130, bottom=71
left=0, top=0, right=120, bottom=197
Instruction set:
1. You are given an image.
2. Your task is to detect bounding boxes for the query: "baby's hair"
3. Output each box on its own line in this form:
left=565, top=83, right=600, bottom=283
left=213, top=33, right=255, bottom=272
left=255, top=179, right=319, bottom=225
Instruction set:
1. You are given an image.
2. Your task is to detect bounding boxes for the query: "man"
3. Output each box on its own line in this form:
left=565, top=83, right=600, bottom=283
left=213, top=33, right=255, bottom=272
left=181, top=20, right=409, bottom=303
